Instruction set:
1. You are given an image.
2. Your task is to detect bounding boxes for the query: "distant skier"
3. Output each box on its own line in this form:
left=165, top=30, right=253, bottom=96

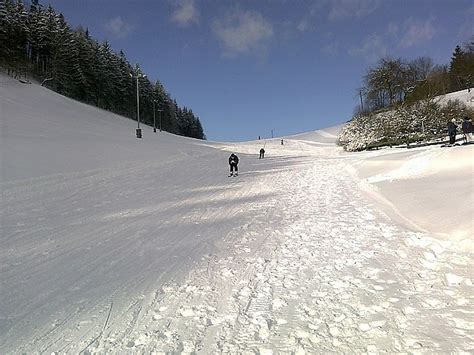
left=228, top=153, right=239, bottom=176
left=447, top=119, right=457, bottom=145
left=281, top=139, right=284, bottom=145
left=461, top=116, right=473, bottom=144
left=259, top=148, right=265, bottom=159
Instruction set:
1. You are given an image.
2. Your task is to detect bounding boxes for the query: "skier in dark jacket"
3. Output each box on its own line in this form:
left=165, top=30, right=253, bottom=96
left=447, top=119, right=457, bottom=145
left=461, top=116, right=473, bottom=144
left=259, top=148, right=265, bottom=159
left=229, top=153, right=239, bottom=176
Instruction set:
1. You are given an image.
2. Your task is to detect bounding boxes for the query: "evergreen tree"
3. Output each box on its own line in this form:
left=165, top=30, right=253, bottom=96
left=49, top=14, right=77, bottom=95
left=449, top=41, right=474, bottom=91
left=1, top=0, right=29, bottom=76
left=195, top=118, right=205, bottom=140
left=73, top=28, right=98, bottom=103
left=0, top=0, right=206, bottom=140
left=0, top=0, right=11, bottom=67
left=115, top=50, right=134, bottom=116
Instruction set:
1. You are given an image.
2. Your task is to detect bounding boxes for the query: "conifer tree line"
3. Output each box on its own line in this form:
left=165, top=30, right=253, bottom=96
left=0, top=0, right=206, bottom=140
left=339, top=37, right=474, bottom=151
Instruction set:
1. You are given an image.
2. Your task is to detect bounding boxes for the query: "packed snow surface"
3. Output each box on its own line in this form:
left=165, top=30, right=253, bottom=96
left=1, top=74, right=473, bottom=353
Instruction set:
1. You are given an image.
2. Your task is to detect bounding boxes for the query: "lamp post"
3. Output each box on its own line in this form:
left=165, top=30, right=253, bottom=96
left=153, top=100, right=157, bottom=133
left=130, top=65, right=146, bottom=138
left=158, top=97, right=170, bottom=132
left=157, top=109, right=163, bottom=132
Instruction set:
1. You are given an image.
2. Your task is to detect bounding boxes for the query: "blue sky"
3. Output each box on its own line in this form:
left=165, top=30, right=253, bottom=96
left=43, top=0, right=473, bottom=141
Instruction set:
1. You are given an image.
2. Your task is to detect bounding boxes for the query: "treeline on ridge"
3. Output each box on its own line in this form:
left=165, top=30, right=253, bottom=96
left=340, top=37, right=474, bottom=151
left=0, top=0, right=205, bottom=140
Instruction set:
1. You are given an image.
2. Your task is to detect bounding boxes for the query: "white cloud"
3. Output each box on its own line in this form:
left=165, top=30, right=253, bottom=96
left=296, top=1, right=325, bottom=32
left=349, top=33, right=387, bottom=62
left=297, top=20, right=309, bottom=32
left=387, top=22, right=399, bottom=36
left=321, top=42, right=339, bottom=56
left=212, top=9, right=274, bottom=57
left=171, top=0, right=199, bottom=27
left=296, top=0, right=378, bottom=34
left=328, top=0, right=380, bottom=20
left=350, top=17, right=438, bottom=62
left=399, top=18, right=436, bottom=47
left=104, top=16, right=133, bottom=39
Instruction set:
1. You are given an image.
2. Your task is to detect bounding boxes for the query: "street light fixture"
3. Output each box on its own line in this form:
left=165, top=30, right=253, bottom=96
left=130, top=65, right=146, bottom=138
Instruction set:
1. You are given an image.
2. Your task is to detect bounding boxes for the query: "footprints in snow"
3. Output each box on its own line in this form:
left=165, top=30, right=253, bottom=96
left=102, top=161, right=473, bottom=353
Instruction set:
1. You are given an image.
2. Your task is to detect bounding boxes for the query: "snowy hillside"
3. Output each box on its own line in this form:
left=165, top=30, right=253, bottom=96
left=339, top=87, right=474, bottom=152
left=1, top=73, right=473, bottom=353
left=435, top=88, right=474, bottom=108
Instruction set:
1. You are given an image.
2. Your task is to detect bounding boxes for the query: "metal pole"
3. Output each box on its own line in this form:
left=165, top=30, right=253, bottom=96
left=159, top=109, right=163, bottom=132
left=153, top=100, right=156, bottom=133
left=271, top=129, right=274, bottom=138
left=136, top=76, right=140, bottom=129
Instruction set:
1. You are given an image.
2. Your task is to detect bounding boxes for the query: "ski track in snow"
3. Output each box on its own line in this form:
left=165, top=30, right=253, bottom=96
left=134, top=157, right=471, bottom=354
left=6, top=153, right=468, bottom=354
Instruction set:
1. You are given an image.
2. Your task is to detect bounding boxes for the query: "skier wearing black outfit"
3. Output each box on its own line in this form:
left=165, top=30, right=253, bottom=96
left=229, top=153, right=239, bottom=176
left=259, top=148, right=265, bottom=159
left=447, top=119, right=457, bottom=145
left=462, top=116, right=473, bottom=144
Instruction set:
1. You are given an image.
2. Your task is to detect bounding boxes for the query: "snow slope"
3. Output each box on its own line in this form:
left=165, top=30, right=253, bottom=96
left=1, top=73, right=473, bottom=353
left=435, top=88, right=474, bottom=108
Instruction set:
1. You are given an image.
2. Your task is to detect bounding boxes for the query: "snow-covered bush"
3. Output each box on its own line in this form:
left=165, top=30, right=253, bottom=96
left=439, top=99, right=472, bottom=126
left=338, top=98, right=473, bottom=151
left=338, top=114, right=382, bottom=151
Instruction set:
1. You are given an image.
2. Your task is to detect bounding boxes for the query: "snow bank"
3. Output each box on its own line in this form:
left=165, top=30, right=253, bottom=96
left=356, top=146, right=474, bottom=251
